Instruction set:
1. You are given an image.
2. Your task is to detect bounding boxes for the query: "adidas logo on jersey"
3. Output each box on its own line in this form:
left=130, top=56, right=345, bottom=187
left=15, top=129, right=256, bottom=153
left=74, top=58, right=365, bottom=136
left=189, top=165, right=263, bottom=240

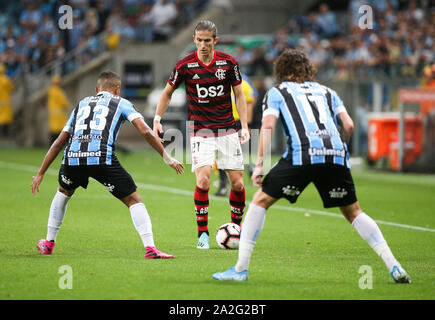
left=192, top=74, right=200, bottom=80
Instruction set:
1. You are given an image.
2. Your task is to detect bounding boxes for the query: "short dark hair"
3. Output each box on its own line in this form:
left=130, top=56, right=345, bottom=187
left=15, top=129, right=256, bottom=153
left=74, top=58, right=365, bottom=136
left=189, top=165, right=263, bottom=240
left=194, top=20, right=217, bottom=38
left=274, top=49, right=316, bottom=83
left=97, top=71, right=121, bottom=90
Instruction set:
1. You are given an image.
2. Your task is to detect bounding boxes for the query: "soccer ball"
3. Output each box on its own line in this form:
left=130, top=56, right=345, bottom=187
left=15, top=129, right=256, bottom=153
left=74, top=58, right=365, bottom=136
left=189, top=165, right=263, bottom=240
left=216, top=223, right=241, bottom=249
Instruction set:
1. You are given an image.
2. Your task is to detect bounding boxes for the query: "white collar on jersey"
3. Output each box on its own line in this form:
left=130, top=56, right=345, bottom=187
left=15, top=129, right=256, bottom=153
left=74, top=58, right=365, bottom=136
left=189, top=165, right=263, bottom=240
left=96, top=90, right=113, bottom=96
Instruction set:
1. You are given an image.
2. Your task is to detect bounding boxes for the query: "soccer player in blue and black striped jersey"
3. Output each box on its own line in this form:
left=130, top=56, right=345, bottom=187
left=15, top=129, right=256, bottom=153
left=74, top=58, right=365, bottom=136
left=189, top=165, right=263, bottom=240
left=213, top=49, right=411, bottom=283
left=31, top=71, right=184, bottom=259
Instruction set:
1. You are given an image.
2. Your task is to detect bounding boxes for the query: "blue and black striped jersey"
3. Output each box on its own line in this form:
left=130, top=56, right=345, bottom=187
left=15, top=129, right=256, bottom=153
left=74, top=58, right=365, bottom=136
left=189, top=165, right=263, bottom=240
left=62, top=91, right=143, bottom=166
left=262, top=81, right=350, bottom=168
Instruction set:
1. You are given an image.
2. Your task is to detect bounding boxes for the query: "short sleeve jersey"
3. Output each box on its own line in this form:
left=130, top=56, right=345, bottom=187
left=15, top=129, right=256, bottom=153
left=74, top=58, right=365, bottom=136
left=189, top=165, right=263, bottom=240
left=168, top=50, right=242, bottom=135
left=62, top=91, right=143, bottom=166
left=263, top=81, right=350, bottom=168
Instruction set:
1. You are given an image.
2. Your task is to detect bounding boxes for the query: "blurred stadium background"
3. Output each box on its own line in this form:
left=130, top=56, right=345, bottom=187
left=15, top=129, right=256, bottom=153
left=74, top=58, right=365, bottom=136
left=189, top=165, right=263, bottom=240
left=0, top=0, right=434, bottom=172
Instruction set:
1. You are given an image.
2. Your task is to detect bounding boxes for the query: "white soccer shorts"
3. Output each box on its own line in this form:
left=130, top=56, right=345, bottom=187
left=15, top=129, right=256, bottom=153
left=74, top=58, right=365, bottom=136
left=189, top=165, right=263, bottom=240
left=190, top=132, right=244, bottom=172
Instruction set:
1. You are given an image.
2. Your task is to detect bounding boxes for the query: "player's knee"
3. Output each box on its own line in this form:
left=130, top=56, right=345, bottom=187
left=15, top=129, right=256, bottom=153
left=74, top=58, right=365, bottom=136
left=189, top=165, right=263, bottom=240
left=196, top=175, right=210, bottom=189
left=340, top=201, right=362, bottom=223
left=229, top=179, right=244, bottom=191
left=121, top=192, right=141, bottom=207
left=252, top=189, right=274, bottom=209
left=58, top=186, right=74, bottom=197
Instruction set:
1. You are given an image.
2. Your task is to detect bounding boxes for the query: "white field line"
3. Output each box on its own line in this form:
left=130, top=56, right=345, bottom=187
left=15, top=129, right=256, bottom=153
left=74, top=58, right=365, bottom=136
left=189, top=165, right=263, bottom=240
left=2, top=160, right=434, bottom=233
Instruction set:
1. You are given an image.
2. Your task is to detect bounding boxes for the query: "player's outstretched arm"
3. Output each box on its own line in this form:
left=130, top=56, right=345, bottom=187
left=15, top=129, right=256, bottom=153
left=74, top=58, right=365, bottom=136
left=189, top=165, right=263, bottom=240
left=31, top=131, right=70, bottom=194
left=153, top=83, right=175, bottom=143
left=132, top=117, right=184, bottom=174
left=233, top=84, right=250, bottom=144
left=252, top=114, right=277, bottom=187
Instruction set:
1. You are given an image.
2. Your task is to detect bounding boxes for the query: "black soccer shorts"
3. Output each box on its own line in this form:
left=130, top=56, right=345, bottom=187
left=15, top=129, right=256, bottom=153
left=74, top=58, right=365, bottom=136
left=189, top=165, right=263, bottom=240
left=58, top=163, right=137, bottom=199
left=261, top=159, right=357, bottom=208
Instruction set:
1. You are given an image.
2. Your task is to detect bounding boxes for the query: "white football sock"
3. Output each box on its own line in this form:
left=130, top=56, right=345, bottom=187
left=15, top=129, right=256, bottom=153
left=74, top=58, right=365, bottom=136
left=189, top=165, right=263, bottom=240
left=46, top=190, right=71, bottom=241
left=352, top=212, right=399, bottom=272
left=129, top=202, right=155, bottom=248
left=235, top=203, right=266, bottom=272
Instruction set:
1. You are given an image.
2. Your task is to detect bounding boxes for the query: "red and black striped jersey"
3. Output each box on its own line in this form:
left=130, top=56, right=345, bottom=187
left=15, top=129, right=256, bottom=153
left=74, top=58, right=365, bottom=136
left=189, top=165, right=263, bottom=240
left=168, top=50, right=242, bottom=135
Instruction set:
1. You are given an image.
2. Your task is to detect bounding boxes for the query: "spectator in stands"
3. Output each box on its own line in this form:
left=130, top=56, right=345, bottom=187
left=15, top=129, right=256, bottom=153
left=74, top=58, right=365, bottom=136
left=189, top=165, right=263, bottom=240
left=136, top=2, right=154, bottom=42
left=149, top=0, right=178, bottom=42
left=420, top=63, right=435, bottom=116
left=408, top=0, right=424, bottom=25
left=0, top=64, right=14, bottom=139
left=67, top=9, right=85, bottom=51
left=234, top=45, right=254, bottom=76
left=84, top=8, right=100, bottom=38
left=249, top=47, right=269, bottom=76
left=0, top=0, right=211, bottom=80
left=265, top=26, right=292, bottom=66
left=47, top=74, right=70, bottom=145
left=19, top=1, right=42, bottom=31
left=95, top=0, right=112, bottom=34
left=316, top=3, right=339, bottom=39
left=175, top=0, right=196, bottom=26
left=104, top=17, right=121, bottom=51
left=105, top=4, right=124, bottom=37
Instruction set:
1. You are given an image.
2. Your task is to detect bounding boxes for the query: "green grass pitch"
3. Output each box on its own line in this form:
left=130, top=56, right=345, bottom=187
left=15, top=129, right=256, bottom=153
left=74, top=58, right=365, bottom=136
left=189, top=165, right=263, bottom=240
left=0, top=148, right=434, bottom=300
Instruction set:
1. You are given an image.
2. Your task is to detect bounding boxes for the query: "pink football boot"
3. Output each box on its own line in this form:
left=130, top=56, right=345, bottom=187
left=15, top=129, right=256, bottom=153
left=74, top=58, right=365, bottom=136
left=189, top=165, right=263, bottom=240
left=36, top=239, right=55, bottom=255
left=145, top=246, right=174, bottom=259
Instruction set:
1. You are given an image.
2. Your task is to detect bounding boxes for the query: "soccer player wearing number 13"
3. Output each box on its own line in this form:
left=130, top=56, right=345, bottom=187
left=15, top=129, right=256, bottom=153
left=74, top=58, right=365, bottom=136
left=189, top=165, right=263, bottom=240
left=31, top=71, right=184, bottom=259
left=213, top=49, right=411, bottom=283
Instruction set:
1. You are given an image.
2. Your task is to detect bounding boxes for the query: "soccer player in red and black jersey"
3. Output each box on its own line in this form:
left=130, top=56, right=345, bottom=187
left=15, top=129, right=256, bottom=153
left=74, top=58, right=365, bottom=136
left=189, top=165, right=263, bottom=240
left=153, top=20, right=250, bottom=249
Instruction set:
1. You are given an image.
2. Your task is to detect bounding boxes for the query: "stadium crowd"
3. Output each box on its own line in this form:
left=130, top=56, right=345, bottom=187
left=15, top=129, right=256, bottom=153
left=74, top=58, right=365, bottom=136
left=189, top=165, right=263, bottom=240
left=235, top=0, right=435, bottom=80
left=0, top=0, right=209, bottom=77
left=2, top=0, right=433, bottom=81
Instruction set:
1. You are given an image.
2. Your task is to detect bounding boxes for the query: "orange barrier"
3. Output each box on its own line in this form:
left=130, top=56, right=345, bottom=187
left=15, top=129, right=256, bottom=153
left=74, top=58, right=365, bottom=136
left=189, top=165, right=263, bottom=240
left=368, top=112, right=423, bottom=170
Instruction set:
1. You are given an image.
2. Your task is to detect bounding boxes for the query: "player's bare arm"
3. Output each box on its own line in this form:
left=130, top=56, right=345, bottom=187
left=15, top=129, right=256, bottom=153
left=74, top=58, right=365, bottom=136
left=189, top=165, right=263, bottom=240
left=252, top=114, right=277, bottom=187
left=133, top=117, right=184, bottom=174
left=337, top=111, right=354, bottom=143
left=233, top=83, right=250, bottom=144
left=31, top=131, right=70, bottom=194
left=153, top=83, right=176, bottom=143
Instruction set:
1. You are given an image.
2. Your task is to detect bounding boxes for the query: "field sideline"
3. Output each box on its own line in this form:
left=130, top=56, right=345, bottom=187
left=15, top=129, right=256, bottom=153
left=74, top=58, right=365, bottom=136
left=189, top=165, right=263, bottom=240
left=0, top=148, right=434, bottom=300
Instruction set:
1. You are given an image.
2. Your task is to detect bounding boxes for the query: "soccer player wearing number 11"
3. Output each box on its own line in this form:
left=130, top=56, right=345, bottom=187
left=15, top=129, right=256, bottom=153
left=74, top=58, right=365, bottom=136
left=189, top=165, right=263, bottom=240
left=213, top=49, right=410, bottom=283
left=31, top=71, right=184, bottom=259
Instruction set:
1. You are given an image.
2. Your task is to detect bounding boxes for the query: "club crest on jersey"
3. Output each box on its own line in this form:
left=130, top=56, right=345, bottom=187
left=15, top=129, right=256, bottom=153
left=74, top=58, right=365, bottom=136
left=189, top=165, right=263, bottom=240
left=215, top=68, right=226, bottom=80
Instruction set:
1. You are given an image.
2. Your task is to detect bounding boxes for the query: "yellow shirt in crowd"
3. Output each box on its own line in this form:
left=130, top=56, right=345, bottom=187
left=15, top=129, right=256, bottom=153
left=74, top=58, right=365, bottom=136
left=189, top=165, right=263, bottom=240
left=48, top=84, right=69, bottom=133
left=0, top=74, right=14, bottom=125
